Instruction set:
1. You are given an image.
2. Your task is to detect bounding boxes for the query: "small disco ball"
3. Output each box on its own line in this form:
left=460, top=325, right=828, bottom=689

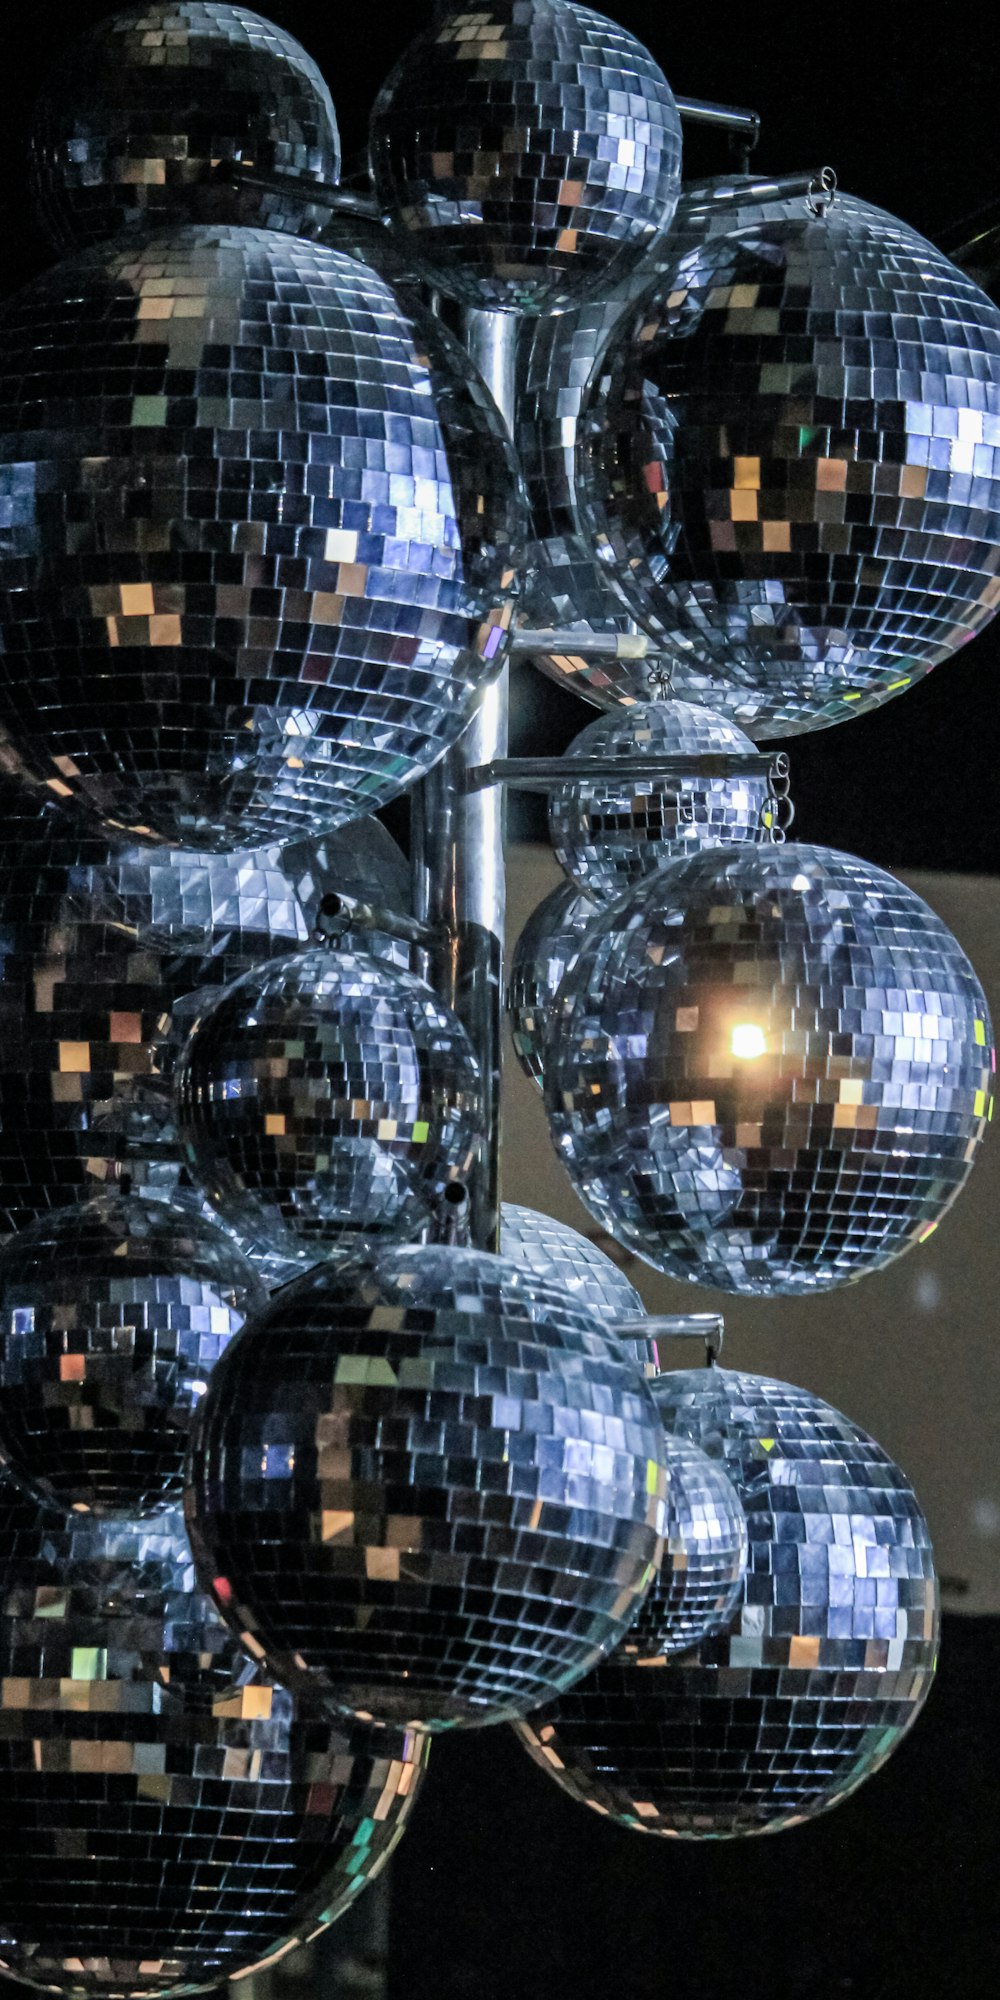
left=0, top=1487, right=428, bottom=1996
left=581, top=191, right=1000, bottom=738
left=515, top=174, right=808, bottom=704
left=370, top=0, right=683, bottom=312
left=499, top=1201, right=644, bottom=1323
left=548, top=699, right=770, bottom=897
left=184, top=1242, right=669, bottom=1729
left=175, top=947, right=482, bottom=1265
left=0, top=781, right=399, bottom=1238
left=517, top=1367, right=938, bottom=1836
left=0, top=1191, right=266, bottom=1517
left=508, top=879, right=597, bottom=1090
left=545, top=842, right=994, bottom=1294
left=0, top=228, right=523, bottom=851
left=30, top=2, right=341, bottom=252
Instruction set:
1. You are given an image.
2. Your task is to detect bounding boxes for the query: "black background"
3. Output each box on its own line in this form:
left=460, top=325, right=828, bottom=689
left=1, top=8, right=998, bottom=1999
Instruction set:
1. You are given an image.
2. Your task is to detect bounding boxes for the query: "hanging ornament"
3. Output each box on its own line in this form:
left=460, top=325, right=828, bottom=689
left=0, top=228, right=523, bottom=849
left=581, top=190, right=1000, bottom=738
left=175, top=947, right=482, bottom=1266
left=0, top=1191, right=265, bottom=1517
left=515, top=173, right=809, bottom=704
left=508, top=879, right=597, bottom=1090
left=370, top=0, right=683, bottom=312
left=545, top=842, right=994, bottom=1294
left=0, top=1485, right=428, bottom=1996
left=30, top=2, right=341, bottom=252
left=184, top=1243, right=669, bottom=1729
left=548, top=699, right=770, bottom=897
left=500, top=1201, right=644, bottom=1323
left=0, top=782, right=404, bottom=1241
left=517, top=1367, right=938, bottom=1836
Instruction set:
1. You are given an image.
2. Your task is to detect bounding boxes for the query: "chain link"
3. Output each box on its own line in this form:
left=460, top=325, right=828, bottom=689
left=806, top=165, right=838, bottom=218
left=645, top=658, right=674, bottom=702
left=763, top=751, right=795, bottom=843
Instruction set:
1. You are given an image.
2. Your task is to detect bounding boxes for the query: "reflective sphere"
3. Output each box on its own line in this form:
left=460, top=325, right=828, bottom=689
left=175, top=948, right=481, bottom=1265
left=0, top=782, right=397, bottom=1239
left=515, top=174, right=803, bottom=703
left=545, top=842, right=994, bottom=1294
left=0, top=228, right=522, bottom=849
left=517, top=1368, right=938, bottom=1836
left=0, top=1488, right=428, bottom=1996
left=549, top=700, right=769, bottom=897
left=582, top=192, right=1000, bottom=738
left=370, top=0, right=682, bottom=312
left=500, top=1201, right=644, bottom=1323
left=31, top=2, right=341, bottom=252
left=508, top=879, right=596, bottom=1090
left=0, top=1192, right=265, bottom=1516
left=185, top=1243, right=668, bottom=1729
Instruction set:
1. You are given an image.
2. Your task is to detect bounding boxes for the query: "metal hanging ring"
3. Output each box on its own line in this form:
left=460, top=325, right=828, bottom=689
left=806, top=165, right=839, bottom=217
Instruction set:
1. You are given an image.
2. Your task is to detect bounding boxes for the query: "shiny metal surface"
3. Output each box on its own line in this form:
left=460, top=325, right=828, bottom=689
left=175, top=947, right=482, bottom=1266
left=0, top=781, right=373, bottom=1239
left=185, top=1242, right=668, bottom=1730
left=0, top=1191, right=265, bottom=1517
left=545, top=842, right=995, bottom=1294
left=0, top=228, right=522, bottom=850
left=499, top=1200, right=644, bottom=1322
left=412, top=309, right=516, bottom=1251
left=370, top=1, right=683, bottom=312
left=517, top=1367, right=938, bottom=1836
left=583, top=192, right=1000, bottom=737
left=0, top=1484, right=427, bottom=1996
left=548, top=700, right=770, bottom=896
left=30, top=3, right=342, bottom=252
left=508, top=878, right=596, bottom=1091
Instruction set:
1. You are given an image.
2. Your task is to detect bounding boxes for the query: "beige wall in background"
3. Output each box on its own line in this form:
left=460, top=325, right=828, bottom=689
left=505, top=843, right=1000, bottom=1616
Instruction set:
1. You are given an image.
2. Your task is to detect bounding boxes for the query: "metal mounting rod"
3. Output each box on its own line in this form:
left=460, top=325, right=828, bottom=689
left=674, top=94, right=761, bottom=145
left=684, top=167, right=837, bottom=209
left=465, top=750, right=773, bottom=792
left=615, top=1313, right=725, bottom=1373
left=411, top=308, right=515, bottom=1254
left=224, top=164, right=379, bottom=218
left=312, top=890, right=441, bottom=953
left=509, top=627, right=651, bottom=658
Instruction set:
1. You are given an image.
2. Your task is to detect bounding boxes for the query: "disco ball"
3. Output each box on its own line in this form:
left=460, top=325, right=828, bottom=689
left=581, top=190, right=1000, bottom=737
left=0, top=1487, right=428, bottom=1996
left=0, top=227, right=523, bottom=850
left=517, top=1367, right=938, bottom=1836
left=0, top=1191, right=265, bottom=1517
left=0, top=781, right=398, bottom=1239
left=500, top=1201, right=644, bottom=1323
left=175, top=947, right=482, bottom=1265
left=370, top=0, right=683, bottom=312
left=184, top=1242, right=669, bottom=1729
left=545, top=842, right=994, bottom=1294
left=548, top=700, right=770, bottom=897
left=31, top=2, right=341, bottom=252
left=508, top=879, right=597, bottom=1090
left=515, top=174, right=808, bottom=704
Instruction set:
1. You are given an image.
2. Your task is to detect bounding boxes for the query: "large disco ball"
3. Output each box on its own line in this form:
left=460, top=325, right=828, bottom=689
left=175, top=947, right=481, bottom=1265
left=500, top=1200, right=644, bottom=1323
left=0, top=782, right=395, bottom=1238
left=517, top=1368, right=938, bottom=1835
left=0, top=1191, right=265, bottom=1517
left=185, top=1243, right=668, bottom=1729
left=582, top=191, right=1000, bottom=737
left=508, top=878, right=597, bottom=1090
left=0, top=227, right=523, bottom=849
left=31, top=2, right=341, bottom=252
left=545, top=842, right=994, bottom=1294
left=0, top=1487, right=428, bottom=1996
left=515, top=174, right=807, bottom=704
left=548, top=699, right=769, bottom=897
left=370, top=0, right=682, bottom=312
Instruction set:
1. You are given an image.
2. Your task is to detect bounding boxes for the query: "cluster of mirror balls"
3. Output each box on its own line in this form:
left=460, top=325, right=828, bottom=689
left=0, top=0, right=990, bottom=1988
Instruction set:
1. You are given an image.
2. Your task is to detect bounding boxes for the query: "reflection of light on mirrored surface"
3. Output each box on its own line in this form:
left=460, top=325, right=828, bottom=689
left=913, top=1270, right=943, bottom=1311
left=731, top=1023, right=766, bottom=1060
left=971, top=1498, right=1000, bottom=1538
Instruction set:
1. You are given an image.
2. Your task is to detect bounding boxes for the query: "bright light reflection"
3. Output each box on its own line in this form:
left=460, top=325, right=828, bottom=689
left=731, top=1022, right=766, bottom=1059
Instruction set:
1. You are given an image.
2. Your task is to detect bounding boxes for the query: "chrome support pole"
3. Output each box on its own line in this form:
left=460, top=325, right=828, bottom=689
left=411, top=307, right=516, bottom=1252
